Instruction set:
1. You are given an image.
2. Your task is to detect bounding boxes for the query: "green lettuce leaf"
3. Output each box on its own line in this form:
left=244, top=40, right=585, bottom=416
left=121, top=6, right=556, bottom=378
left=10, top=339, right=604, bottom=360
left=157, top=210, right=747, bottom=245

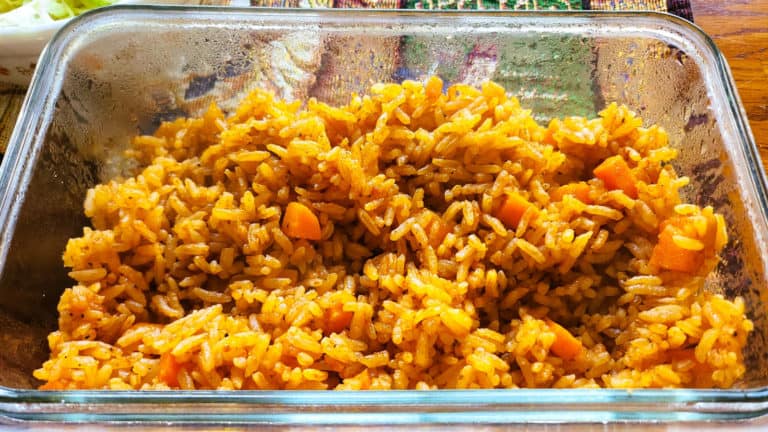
left=0, top=0, right=114, bottom=26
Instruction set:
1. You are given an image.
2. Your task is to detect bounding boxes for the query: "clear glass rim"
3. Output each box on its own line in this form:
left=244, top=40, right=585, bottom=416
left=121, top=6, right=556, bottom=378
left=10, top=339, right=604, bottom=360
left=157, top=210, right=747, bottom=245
left=2, top=387, right=768, bottom=423
left=1, top=6, right=766, bottom=424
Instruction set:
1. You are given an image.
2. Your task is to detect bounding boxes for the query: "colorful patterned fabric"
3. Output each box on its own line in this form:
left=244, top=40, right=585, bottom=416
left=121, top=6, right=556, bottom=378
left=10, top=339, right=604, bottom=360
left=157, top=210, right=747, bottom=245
left=251, top=0, right=689, bottom=14
left=584, top=0, right=692, bottom=19
left=588, top=0, right=665, bottom=10
left=333, top=0, right=400, bottom=8
left=405, top=0, right=580, bottom=10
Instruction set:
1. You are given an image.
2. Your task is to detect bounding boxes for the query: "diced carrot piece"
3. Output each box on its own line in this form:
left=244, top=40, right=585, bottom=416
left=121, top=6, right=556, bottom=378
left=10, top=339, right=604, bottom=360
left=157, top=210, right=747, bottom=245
left=282, top=202, right=322, bottom=240
left=326, top=302, right=354, bottom=334
left=666, top=212, right=717, bottom=253
left=547, top=319, right=583, bottom=360
left=158, top=353, right=181, bottom=387
left=425, top=76, right=443, bottom=100
left=593, top=155, right=638, bottom=199
left=324, top=357, right=347, bottom=373
left=551, top=182, right=592, bottom=204
left=649, top=223, right=703, bottom=274
left=494, top=193, right=536, bottom=229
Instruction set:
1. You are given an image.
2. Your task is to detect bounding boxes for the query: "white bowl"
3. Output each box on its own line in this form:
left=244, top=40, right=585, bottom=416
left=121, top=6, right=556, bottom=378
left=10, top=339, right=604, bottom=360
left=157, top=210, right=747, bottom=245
left=0, top=1, right=219, bottom=86
left=0, top=20, right=61, bottom=86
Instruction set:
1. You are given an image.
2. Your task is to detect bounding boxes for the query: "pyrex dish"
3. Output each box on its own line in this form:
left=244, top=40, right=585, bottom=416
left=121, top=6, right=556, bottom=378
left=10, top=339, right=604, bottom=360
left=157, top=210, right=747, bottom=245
left=0, top=6, right=766, bottom=424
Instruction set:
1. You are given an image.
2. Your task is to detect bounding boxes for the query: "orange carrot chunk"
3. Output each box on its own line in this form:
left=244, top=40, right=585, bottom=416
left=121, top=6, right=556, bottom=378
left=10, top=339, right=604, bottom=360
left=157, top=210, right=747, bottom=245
left=326, top=303, right=354, bottom=334
left=158, top=353, right=181, bottom=387
left=649, top=223, right=703, bottom=274
left=282, top=202, right=322, bottom=240
left=494, top=193, right=536, bottom=229
left=551, top=182, right=592, bottom=204
left=547, top=319, right=583, bottom=360
left=593, top=155, right=638, bottom=199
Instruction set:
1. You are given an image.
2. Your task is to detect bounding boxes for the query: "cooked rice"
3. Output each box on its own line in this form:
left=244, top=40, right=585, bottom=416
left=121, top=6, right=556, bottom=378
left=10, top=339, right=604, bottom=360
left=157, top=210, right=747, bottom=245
left=34, top=77, right=753, bottom=390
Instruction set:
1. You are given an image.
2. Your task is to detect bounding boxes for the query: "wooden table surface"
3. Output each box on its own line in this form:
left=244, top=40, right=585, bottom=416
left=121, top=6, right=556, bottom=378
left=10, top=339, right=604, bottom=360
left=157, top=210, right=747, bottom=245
left=691, top=0, right=768, bottom=162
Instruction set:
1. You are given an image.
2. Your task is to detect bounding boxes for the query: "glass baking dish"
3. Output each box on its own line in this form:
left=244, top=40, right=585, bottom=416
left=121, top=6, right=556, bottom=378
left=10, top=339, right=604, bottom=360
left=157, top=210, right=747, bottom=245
left=1, top=6, right=767, bottom=425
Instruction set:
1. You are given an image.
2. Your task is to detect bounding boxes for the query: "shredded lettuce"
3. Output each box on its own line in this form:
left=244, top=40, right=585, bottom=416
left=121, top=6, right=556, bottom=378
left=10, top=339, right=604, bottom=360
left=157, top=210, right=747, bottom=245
left=0, top=0, right=114, bottom=26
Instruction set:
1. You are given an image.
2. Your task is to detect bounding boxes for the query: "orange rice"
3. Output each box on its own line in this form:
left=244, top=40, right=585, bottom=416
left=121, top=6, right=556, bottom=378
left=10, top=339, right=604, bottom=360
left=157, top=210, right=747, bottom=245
left=34, top=77, right=753, bottom=390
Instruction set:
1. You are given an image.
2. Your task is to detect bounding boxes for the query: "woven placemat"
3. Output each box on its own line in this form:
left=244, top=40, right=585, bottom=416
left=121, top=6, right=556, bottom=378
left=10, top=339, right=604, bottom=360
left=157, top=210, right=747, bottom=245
left=0, top=0, right=693, bottom=153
